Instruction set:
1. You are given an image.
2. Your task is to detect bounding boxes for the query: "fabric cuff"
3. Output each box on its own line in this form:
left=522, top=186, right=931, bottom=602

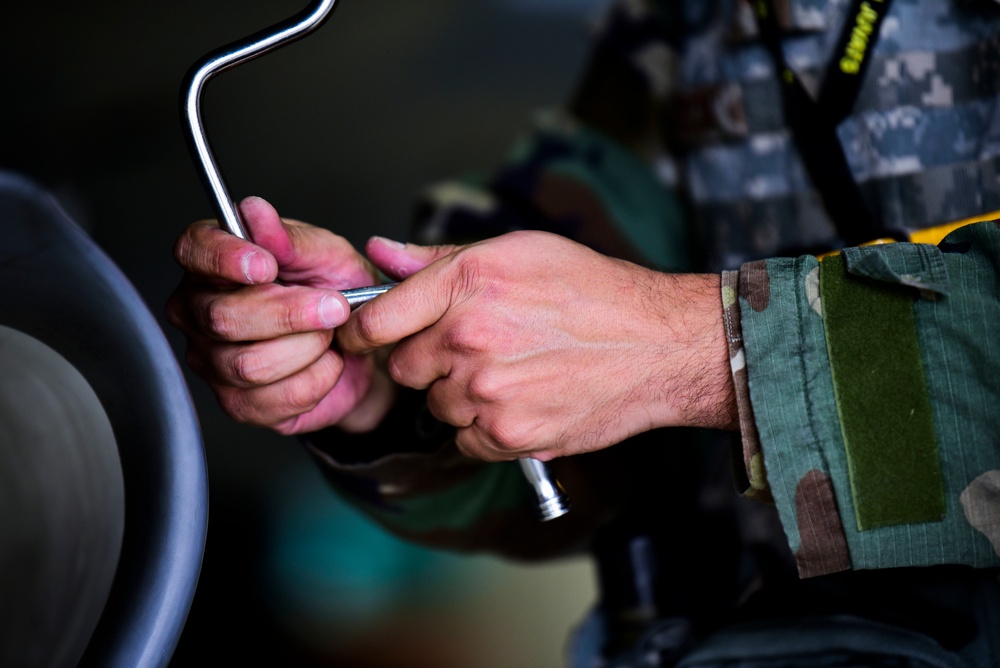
left=720, top=269, right=772, bottom=503
left=304, top=431, right=533, bottom=540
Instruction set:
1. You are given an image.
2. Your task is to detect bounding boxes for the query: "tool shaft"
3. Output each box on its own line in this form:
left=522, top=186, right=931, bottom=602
left=182, top=0, right=340, bottom=241
left=341, top=283, right=397, bottom=309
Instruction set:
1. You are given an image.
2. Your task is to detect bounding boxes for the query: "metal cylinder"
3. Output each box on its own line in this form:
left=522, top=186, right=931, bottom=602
left=519, top=458, right=571, bottom=521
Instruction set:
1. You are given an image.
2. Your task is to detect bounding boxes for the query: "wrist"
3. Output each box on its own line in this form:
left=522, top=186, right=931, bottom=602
left=646, top=272, right=738, bottom=431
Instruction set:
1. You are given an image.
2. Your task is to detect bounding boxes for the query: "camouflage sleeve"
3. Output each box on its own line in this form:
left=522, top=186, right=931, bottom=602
left=301, top=387, right=613, bottom=560
left=736, top=222, right=1000, bottom=578
left=303, top=442, right=593, bottom=560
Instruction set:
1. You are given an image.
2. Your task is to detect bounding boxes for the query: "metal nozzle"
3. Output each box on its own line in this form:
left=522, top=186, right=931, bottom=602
left=519, top=458, right=571, bottom=521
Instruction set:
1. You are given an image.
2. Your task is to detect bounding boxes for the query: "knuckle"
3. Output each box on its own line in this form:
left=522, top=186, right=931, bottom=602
left=452, top=251, right=487, bottom=294
left=280, top=356, right=339, bottom=415
left=216, top=387, right=256, bottom=424
left=278, top=376, right=324, bottom=415
left=493, top=429, right=524, bottom=454
left=174, top=224, right=220, bottom=275
left=280, top=300, right=302, bottom=333
left=203, top=297, right=239, bottom=340
left=386, top=354, right=408, bottom=387
left=172, top=230, right=195, bottom=267
left=229, top=347, right=268, bottom=385
left=442, top=318, right=489, bottom=353
left=483, top=413, right=530, bottom=454
left=356, top=303, right=389, bottom=346
left=454, top=429, right=495, bottom=462
left=452, top=248, right=510, bottom=304
left=272, top=418, right=303, bottom=436
left=466, top=369, right=503, bottom=402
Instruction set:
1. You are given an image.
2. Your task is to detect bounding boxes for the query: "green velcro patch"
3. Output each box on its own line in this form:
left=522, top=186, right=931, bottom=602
left=819, top=253, right=946, bottom=531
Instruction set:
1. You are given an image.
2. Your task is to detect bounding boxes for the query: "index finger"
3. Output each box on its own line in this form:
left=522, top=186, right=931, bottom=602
left=173, top=220, right=278, bottom=285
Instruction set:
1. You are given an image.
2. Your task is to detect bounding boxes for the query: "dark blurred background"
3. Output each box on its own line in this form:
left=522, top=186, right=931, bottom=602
left=0, top=1, right=604, bottom=665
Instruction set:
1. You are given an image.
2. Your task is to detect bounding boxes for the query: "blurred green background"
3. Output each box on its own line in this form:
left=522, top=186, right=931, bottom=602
left=0, top=0, right=605, bottom=665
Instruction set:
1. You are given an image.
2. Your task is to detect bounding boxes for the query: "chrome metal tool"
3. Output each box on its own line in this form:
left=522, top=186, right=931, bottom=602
left=181, top=0, right=570, bottom=520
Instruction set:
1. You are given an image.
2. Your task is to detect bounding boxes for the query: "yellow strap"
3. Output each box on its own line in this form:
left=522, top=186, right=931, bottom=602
left=816, top=238, right=893, bottom=261
left=910, top=210, right=1000, bottom=244
left=816, top=210, right=1000, bottom=259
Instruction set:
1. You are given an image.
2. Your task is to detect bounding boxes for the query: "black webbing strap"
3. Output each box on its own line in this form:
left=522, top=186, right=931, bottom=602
left=753, top=0, right=900, bottom=247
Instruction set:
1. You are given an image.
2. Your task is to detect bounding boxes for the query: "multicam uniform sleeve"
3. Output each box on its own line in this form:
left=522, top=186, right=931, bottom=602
left=728, top=223, right=1000, bottom=578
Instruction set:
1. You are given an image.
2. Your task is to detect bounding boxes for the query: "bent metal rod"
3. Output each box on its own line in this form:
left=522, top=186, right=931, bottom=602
left=180, top=0, right=570, bottom=521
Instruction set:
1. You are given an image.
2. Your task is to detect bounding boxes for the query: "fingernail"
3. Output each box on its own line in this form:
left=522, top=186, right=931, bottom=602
left=241, top=250, right=267, bottom=284
left=319, top=293, right=345, bottom=328
left=372, top=236, right=407, bottom=249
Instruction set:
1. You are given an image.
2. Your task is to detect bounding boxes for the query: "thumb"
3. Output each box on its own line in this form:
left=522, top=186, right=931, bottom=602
left=238, top=196, right=297, bottom=267
left=366, top=236, right=462, bottom=280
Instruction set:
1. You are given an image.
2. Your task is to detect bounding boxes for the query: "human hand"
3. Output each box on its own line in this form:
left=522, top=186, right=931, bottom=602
left=166, top=196, right=393, bottom=434
left=338, top=230, right=737, bottom=462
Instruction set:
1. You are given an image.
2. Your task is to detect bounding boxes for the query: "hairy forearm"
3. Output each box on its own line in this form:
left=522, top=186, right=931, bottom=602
left=648, top=272, right=738, bottom=431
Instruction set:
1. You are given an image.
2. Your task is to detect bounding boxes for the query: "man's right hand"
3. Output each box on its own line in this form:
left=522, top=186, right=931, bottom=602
left=166, top=196, right=393, bottom=435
